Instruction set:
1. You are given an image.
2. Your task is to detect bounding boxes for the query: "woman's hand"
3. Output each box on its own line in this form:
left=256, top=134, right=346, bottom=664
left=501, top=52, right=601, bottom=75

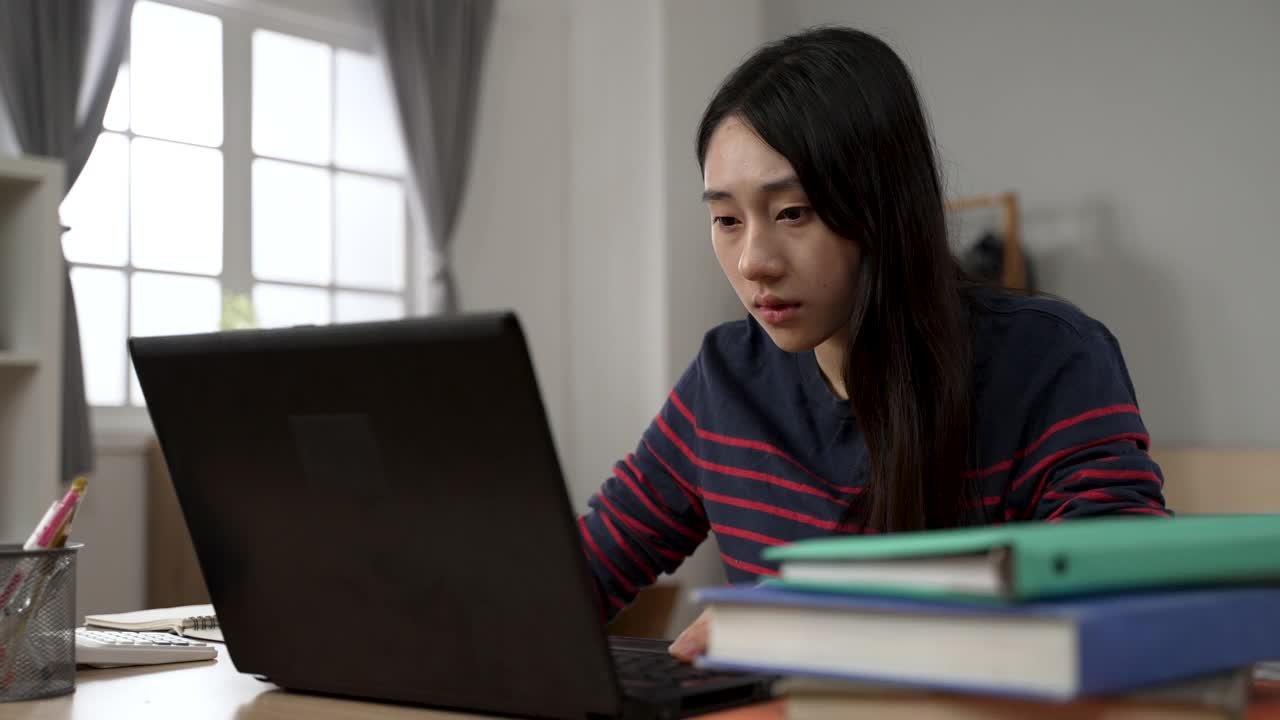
left=667, top=609, right=710, bottom=662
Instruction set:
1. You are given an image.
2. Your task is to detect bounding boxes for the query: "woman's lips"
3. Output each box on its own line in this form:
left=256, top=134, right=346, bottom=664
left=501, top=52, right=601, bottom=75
left=756, top=302, right=801, bottom=324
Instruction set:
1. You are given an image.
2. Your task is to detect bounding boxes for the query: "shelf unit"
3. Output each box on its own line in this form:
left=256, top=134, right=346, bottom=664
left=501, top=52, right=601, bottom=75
left=0, top=353, right=39, bottom=369
left=0, top=154, right=64, bottom=543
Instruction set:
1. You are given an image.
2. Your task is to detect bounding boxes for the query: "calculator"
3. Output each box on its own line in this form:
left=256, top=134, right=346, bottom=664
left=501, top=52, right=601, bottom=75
left=75, top=628, right=218, bottom=668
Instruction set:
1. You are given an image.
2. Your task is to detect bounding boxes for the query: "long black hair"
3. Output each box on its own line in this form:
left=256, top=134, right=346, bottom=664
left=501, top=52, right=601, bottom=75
left=696, top=27, right=973, bottom=532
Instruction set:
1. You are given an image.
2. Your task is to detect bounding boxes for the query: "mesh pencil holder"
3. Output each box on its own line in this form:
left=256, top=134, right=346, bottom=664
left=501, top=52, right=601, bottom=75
left=0, top=544, right=80, bottom=702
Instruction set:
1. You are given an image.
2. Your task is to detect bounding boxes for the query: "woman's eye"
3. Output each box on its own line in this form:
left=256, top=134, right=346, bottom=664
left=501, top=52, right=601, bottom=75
left=713, top=216, right=741, bottom=228
left=777, top=206, right=810, bottom=222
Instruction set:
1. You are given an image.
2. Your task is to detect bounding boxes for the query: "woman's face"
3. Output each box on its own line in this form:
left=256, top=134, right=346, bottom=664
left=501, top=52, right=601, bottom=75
left=702, top=116, right=862, bottom=354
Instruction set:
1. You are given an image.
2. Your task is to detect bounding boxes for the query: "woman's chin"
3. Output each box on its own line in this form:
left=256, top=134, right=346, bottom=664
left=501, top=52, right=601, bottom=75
left=761, top=325, right=822, bottom=354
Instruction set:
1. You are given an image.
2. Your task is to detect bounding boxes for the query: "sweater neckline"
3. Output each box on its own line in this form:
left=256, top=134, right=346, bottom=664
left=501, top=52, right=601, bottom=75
left=797, top=348, right=852, bottom=419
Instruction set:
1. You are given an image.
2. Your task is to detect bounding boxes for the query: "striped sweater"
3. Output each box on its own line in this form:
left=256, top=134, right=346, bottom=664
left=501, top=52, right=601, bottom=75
left=578, top=289, right=1170, bottom=617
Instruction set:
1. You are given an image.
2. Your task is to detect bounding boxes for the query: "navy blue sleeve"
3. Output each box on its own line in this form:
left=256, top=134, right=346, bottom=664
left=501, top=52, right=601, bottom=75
left=1000, top=327, right=1171, bottom=521
left=577, top=365, right=710, bottom=620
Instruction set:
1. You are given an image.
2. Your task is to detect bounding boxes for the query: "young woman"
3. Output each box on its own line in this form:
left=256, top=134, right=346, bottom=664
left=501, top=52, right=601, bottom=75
left=575, top=26, right=1169, bottom=659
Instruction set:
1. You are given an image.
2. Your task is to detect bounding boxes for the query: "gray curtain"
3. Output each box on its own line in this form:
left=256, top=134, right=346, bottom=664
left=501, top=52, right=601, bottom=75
left=0, top=0, right=132, bottom=481
left=374, top=0, right=494, bottom=314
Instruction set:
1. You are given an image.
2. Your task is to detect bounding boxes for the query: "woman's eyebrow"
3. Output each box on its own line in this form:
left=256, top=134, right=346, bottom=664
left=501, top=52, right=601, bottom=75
left=759, top=176, right=802, bottom=193
left=702, top=175, right=802, bottom=203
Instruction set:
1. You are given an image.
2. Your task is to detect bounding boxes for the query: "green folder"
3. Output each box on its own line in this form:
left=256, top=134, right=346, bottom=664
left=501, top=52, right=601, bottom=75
left=761, top=514, right=1280, bottom=602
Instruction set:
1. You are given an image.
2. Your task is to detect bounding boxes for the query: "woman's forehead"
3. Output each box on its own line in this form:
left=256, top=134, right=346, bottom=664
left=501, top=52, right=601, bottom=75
left=703, top=118, right=797, bottom=192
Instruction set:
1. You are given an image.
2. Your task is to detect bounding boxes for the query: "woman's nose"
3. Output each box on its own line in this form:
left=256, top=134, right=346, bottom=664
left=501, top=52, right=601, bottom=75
left=738, top=225, right=784, bottom=282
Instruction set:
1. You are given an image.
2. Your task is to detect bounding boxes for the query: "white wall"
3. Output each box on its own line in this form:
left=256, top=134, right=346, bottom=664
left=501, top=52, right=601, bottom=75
left=452, top=0, right=571, bottom=473
left=563, top=0, right=666, bottom=512
left=765, top=0, right=1280, bottom=447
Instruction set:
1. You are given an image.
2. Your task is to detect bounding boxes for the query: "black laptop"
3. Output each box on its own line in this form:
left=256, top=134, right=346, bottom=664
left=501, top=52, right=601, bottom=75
left=129, top=312, right=774, bottom=719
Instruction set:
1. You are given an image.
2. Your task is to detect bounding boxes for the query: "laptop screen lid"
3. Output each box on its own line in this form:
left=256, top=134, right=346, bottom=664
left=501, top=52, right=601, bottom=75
left=129, top=313, right=624, bottom=718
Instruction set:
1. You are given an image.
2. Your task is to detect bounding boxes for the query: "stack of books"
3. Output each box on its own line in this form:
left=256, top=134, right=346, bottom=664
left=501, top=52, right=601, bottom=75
left=695, top=514, right=1280, bottom=719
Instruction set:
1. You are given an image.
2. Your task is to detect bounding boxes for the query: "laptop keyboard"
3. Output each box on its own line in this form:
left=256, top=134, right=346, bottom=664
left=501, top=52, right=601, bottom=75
left=610, top=645, right=722, bottom=690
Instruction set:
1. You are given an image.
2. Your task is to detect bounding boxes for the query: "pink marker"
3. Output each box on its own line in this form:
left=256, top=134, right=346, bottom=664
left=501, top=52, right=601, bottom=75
left=23, top=477, right=88, bottom=551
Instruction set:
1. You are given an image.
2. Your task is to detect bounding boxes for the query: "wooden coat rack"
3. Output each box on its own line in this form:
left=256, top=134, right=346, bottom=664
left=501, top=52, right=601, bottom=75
left=945, top=191, right=1028, bottom=290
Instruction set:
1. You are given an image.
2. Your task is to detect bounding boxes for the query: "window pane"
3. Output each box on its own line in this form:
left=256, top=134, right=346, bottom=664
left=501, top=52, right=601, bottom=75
left=253, top=283, right=330, bottom=328
left=252, top=159, right=332, bottom=284
left=131, top=138, right=223, bottom=274
left=253, top=30, right=332, bottom=164
left=130, top=272, right=221, bottom=405
left=335, top=173, right=404, bottom=291
left=335, top=50, right=405, bottom=175
left=70, top=268, right=127, bottom=406
left=130, top=272, right=222, bottom=336
left=131, top=1, right=222, bottom=146
left=62, top=133, right=129, bottom=266
left=335, top=291, right=404, bottom=324
left=102, top=65, right=129, bottom=132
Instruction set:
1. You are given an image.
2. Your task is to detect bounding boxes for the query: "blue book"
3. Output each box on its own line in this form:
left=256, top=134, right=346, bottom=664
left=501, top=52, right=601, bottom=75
left=694, top=585, right=1280, bottom=700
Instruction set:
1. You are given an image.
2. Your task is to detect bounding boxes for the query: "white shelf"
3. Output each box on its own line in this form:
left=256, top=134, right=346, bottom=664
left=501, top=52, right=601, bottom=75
left=0, top=154, right=64, bottom=542
left=0, top=352, right=40, bottom=369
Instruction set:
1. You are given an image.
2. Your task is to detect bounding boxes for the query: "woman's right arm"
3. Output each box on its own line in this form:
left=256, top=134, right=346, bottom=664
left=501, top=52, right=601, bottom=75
left=577, top=384, right=710, bottom=621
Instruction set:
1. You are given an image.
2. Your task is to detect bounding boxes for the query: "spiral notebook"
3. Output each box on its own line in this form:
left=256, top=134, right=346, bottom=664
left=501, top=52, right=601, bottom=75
left=84, top=604, right=223, bottom=642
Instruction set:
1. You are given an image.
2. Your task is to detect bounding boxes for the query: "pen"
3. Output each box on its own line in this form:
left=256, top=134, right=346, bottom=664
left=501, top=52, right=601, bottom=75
left=2, top=478, right=83, bottom=612
left=1, top=477, right=88, bottom=621
left=49, top=504, right=80, bottom=550
left=49, top=478, right=88, bottom=549
left=24, top=477, right=88, bottom=551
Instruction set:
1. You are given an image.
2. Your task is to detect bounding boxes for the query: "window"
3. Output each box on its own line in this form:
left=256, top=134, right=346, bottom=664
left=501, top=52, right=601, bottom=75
left=62, top=0, right=408, bottom=410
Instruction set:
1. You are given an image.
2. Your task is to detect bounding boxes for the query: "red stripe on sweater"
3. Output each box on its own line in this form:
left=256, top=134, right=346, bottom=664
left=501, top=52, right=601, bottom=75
left=668, top=390, right=860, bottom=495
left=1012, top=432, right=1150, bottom=495
left=720, top=552, right=780, bottom=577
left=1047, top=488, right=1121, bottom=519
left=641, top=439, right=707, bottom=521
left=968, top=404, right=1142, bottom=479
left=968, top=495, right=1003, bottom=508
left=656, top=415, right=851, bottom=506
left=579, top=546, right=624, bottom=612
left=1057, top=468, right=1163, bottom=488
left=597, top=496, right=684, bottom=561
left=613, top=465, right=703, bottom=542
left=1016, top=435, right=1152, bottom=521
left=625, top=454, right=708, bottom=532
left=1045, top=488, right=1166, bottom=520
left=598, top=495, right=657, bottom=537
left=711, top=522, right=788, bottom=546
left=579, top=517, right=637, bottom=593
left=1113, top=506, right=1173, bottom=517
left=600, top=512, right=659, bottom=584
left=588, top=561, right=605, bottom=618
left=702, top=489, right=861, bottom=533
left=1044, top=482, right=1166, bottom=503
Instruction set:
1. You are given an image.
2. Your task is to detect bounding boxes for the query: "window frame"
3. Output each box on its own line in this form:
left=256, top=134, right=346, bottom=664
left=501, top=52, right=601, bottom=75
left=88, top=0, right=416, bottom=444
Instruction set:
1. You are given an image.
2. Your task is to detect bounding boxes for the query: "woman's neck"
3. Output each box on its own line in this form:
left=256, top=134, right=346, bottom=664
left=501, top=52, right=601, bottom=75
left=813, top=330, right=850, bottom=401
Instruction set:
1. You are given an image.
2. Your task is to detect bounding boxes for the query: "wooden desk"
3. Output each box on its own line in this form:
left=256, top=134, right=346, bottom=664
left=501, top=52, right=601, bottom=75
left=0, top=655, right=783, bottom=720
